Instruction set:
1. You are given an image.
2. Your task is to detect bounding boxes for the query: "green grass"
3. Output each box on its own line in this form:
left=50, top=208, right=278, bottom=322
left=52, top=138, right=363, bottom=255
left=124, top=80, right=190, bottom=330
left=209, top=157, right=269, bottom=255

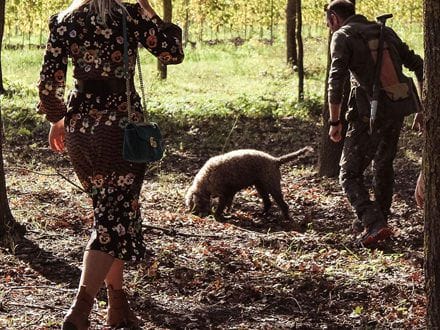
left=0, top=22, right=423, bottom=137
left=1, top=39, right=323, bottom=137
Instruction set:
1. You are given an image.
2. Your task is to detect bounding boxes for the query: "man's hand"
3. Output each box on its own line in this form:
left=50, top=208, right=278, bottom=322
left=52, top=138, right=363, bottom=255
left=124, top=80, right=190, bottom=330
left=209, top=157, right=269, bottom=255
left=329, top=122, right=343, bottom=142
left=411, top=112, right=424, bottom=132
left=49, top=118, right=65, bottom=152
left=415, top=171, right=425, bottom=208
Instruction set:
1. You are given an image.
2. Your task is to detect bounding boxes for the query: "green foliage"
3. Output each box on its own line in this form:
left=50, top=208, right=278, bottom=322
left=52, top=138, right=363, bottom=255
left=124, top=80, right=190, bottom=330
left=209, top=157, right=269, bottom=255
left=1, top=41, right=321, bottom=139
left=4, top=0, right=422, bottom=45
left=1, top=79, right=45, bottom=139
left=1, top=0, right=422, bottom=139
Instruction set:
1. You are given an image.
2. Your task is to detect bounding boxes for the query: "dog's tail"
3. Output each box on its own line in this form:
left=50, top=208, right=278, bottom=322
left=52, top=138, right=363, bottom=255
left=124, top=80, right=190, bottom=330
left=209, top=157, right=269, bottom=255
left=276, top=146, right=314, bottom=165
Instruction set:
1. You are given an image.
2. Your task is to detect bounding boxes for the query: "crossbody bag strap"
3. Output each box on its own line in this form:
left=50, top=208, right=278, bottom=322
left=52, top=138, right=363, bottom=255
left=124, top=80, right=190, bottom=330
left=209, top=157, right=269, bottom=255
left=136, top=54, right=148, bottom=119
left=122, top=12, right=148, bottom=123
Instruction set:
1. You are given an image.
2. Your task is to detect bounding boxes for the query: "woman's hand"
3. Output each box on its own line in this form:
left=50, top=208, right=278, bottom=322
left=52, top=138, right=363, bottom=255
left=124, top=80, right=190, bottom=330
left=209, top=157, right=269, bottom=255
left=137, top=0, right=157, bottom=18
left=411, top=112, right=424, bottom=133
left=49, top=118, right=65, bottom=152
left=415, top=171, right=425, bottom=208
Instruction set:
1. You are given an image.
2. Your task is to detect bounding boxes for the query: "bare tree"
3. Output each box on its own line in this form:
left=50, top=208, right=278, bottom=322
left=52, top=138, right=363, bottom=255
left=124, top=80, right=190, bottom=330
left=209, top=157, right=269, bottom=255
left=296, top=0, right=304, bottom=101
left=423, top=0, right=440, bottom=326
left=286, top=0, right=297, bottom=67
left=286, top=0, right=304, bottom=102
left=0, top=0, right=25, bottom=248
left=182, top=0, right=190, bottom=47
left=0, top=0, right=5, bottom=93
left=269, top=0, right=274, bottom=44
left=0, top=107, right=25, bottom=248
left=158, top=0, right=172, bottom=80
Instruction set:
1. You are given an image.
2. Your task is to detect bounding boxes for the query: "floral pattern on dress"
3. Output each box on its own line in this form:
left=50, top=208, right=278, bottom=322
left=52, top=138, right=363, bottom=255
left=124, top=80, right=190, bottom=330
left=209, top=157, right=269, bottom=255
left=88, top=172, right=145, bottom=261
left=38, top=3, right=184, bottom=123
left=37, top=3, right=183, bottom=263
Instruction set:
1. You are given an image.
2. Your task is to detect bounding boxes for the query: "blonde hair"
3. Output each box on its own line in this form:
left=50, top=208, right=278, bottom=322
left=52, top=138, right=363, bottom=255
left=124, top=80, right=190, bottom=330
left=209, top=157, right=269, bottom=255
left=58, top=0, right=127, bottom=24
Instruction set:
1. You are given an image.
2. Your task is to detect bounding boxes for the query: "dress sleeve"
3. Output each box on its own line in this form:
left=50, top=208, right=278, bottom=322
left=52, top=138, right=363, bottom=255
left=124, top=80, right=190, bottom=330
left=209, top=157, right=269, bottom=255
left=127, top=4, right=184, bottom=65
left=37, top=15, right=68, bottom=123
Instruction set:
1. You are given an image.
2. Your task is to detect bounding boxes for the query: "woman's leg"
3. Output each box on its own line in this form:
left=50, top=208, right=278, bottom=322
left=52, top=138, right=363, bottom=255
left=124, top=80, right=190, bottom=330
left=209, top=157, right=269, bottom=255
left=63, top=249, right=114, bottom=329
left=80, top=250, right=115, bottom=297
left=105, top=258, right=124, bottom=290
left=105, top=259, right=139, bottom=327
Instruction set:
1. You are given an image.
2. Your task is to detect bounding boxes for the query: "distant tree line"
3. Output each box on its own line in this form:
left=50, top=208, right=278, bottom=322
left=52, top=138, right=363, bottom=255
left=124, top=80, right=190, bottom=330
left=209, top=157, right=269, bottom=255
left=3, top=0, right=422, bottom=47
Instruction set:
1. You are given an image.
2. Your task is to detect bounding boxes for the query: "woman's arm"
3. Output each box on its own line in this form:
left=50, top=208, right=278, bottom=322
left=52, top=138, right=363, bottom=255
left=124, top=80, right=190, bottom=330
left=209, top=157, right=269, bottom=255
left=137, top=0, right=157, bottom=19
left=415, top=171, right=424, bottom=208
left=128, top=3, right=184, bottom=65
left=37, top=15, right=68, bottom=123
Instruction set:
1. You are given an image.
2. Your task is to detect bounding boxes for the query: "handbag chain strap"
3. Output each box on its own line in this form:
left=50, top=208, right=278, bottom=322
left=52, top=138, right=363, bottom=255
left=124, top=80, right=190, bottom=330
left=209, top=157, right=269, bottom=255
left=136, top=55, right=148, bottom=114
left=122, top=12, right=148, bottom=124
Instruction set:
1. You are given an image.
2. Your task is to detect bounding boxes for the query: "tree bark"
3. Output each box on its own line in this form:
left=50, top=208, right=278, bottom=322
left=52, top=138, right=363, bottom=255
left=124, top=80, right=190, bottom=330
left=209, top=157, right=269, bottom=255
left=317, top=0, right=355, bottom=177
left=0, top=0, right=25, bottom=248
left=296, top=0, right=304, bottom=101
left=0, top=0, right=5, bottom=93
left=318, top=32, right=346, bottom=177
left=269, top=0, right=274, bottom=44
left=424, top=0, right=440, bottom=327
left=158, top=0, right=172, bottom=80
left=183, top=0, right=190, bottom=47
left=0, top=103, right=25, bottom=248
left=0, top=111, right=17, bottom=237
left=286, top=0, right=297, bottom=66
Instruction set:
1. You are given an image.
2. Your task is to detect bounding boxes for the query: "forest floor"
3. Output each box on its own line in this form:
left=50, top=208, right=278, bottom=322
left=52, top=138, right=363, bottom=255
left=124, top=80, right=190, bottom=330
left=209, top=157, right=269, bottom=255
left=0, top=115, right=425, bottom=329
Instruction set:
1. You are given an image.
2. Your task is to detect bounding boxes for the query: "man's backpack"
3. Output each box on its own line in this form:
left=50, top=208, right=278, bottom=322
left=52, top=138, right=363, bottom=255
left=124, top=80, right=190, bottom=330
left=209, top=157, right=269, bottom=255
left=348, top=21, right=421, bottom=118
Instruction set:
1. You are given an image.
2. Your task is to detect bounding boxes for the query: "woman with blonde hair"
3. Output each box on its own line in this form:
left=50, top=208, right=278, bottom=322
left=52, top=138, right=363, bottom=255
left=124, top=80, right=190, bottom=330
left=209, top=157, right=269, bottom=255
left=38, top=0, right=183, bottom=328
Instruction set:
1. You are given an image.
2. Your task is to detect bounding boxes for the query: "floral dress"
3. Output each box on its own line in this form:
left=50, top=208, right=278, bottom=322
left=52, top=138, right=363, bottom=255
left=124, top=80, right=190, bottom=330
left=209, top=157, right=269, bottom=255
left=38, top=3, right=184, bottom=262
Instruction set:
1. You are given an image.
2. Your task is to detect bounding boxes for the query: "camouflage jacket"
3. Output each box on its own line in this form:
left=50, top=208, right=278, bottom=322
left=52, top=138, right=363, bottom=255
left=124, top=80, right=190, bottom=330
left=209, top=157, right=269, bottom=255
left=328, top=14, right=423, bottom=108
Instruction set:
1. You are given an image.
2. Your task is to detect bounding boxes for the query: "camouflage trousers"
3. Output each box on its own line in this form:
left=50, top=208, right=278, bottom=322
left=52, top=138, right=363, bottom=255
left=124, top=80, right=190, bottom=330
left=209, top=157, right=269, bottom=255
left=339, top=117, right=404, bottom=226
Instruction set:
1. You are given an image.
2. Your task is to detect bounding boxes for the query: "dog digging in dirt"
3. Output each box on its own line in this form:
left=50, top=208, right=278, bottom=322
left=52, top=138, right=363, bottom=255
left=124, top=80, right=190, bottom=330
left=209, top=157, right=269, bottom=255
left=185, top=146, right=313, bottom=220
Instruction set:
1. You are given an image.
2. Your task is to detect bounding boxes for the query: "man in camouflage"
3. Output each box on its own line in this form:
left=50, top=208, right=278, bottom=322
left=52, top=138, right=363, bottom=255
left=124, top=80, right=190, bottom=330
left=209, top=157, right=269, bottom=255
left=325, top=0, right=423, bottom=246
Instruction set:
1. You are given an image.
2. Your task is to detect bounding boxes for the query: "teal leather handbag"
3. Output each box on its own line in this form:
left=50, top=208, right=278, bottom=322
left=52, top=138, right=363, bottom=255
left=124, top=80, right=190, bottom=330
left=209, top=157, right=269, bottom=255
left=123, top=122, right=164, bottom=163
left=121, top=13, right=164, bottom=163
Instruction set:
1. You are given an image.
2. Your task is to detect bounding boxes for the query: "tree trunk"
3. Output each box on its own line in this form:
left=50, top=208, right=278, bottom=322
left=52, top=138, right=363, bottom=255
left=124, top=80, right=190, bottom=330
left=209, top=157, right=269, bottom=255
left=244, top=3, right=247, bottom=40
left=269, top=0, right=274, bottom=44
left=286, top=0, right=297, bottom=66
left=0, top=101, right=25, bottom=248
left=424, top=0, right=440, bottom=327
left=317, top=0, right=355, bottom=177
left=183, top=0, right=190, bottom=47
left=158, top=0, right=172, bottom=80
left=0, top=0, right=25, bottom=249
left=317, top=34, right=350, bottom=177
left=296, top=0, right=304, bottom=101
left=0, top=0, right=5, bottom=93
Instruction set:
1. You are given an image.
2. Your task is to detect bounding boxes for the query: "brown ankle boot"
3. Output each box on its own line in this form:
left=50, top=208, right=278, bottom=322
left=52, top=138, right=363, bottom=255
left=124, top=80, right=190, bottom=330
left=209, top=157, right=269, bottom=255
left=106, top=285, right=140, bottom=328
left=62, top=286, right=94, bottom=330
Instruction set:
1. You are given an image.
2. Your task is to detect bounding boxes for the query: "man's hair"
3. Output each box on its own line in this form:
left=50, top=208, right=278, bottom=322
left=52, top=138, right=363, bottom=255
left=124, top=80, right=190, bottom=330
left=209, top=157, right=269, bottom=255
left=326, top=0, right=356, bottom=21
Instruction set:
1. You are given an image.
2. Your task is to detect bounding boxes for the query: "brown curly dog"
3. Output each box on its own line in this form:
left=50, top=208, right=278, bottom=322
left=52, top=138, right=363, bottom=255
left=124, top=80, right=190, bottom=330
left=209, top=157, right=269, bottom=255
left=185, top=146, right=313, bottom=220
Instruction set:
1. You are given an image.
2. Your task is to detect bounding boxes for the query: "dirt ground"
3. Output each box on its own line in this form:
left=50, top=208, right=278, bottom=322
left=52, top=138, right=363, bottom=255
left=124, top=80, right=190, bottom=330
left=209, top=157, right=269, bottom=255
left=0, top=116, right=425, bottom=329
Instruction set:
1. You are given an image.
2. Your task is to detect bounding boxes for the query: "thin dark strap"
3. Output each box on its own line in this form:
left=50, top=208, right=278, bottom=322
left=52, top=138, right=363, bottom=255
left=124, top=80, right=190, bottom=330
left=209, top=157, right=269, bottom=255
left=122, top=12, right=133, bottom=122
